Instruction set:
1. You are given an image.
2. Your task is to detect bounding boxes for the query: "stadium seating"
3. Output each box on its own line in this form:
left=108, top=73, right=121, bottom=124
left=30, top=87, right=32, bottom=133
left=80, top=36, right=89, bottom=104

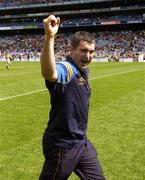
left=0, top=30, right=144, bottom=61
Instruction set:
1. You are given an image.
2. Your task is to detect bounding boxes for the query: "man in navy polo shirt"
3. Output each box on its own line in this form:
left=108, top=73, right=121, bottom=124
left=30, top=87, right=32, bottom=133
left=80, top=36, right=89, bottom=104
left=39, top=15, right=105, bottom=180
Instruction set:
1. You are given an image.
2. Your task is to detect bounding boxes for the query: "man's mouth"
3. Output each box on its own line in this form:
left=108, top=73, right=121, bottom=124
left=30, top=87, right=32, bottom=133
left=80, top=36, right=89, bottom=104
left=80, top=60, right=89, bottom=66
left=82, top=59, right=88, bottom=63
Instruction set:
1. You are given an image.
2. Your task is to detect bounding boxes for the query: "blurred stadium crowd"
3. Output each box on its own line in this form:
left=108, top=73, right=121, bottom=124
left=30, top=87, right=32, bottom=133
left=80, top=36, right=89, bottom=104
left=0, top=0, right=144, bottom=62
left=0, top=30, right=144, bottom=61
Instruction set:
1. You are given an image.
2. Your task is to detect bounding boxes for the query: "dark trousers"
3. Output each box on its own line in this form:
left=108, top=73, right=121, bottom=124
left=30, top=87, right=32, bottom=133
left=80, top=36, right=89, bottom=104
left=39, top=140, right=105, bottom=180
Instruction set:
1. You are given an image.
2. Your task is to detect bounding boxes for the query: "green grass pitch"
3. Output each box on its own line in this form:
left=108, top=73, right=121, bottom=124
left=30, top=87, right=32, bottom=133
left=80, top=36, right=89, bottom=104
left=0, top=61, right=145, bottom=180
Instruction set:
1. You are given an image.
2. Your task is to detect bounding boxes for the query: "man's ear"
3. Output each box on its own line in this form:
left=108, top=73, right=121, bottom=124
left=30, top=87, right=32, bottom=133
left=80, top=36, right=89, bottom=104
left=70, top=45, right=73, bottom=51
left=69, top=45, right=74, bottom=55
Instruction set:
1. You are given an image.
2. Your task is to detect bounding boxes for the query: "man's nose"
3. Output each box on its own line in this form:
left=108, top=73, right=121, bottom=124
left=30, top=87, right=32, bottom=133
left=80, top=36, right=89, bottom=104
left=85, top=52, right=91, bottom=59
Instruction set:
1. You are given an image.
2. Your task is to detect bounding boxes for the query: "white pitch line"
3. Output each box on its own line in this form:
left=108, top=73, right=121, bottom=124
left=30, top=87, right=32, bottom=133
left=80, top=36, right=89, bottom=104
left=0, top=89, right=46, bottom=101
left=90, top=68, right=144, bottom=81
left=0, top=68, right=144, bottom=101
left=0, top=71, right=40, bottom=77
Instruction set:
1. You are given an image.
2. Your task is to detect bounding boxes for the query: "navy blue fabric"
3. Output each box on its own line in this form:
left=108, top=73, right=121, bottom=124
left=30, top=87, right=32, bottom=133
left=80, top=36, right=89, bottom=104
left=44, top=56, right=91, bottom=148
left=39, top=140, right=106, bottom=180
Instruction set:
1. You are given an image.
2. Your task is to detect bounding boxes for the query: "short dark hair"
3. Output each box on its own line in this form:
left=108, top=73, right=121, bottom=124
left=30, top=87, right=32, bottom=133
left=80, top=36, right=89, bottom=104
left=71, top=31, right=96, bottom=49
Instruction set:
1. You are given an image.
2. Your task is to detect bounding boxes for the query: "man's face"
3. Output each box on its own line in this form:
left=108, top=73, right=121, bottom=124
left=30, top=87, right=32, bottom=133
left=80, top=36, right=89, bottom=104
left=70, top=40, right=95, bottom=71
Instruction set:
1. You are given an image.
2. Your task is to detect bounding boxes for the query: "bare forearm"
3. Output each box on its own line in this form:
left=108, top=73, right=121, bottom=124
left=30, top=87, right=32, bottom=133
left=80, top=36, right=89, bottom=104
left=40, top=36, right=57, bottom=82
left=40, top=15, right=60, bottom=82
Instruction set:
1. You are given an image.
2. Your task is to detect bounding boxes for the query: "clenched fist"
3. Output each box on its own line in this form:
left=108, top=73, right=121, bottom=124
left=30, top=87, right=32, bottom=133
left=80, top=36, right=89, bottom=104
left=43, top=15, right=60, bottom=38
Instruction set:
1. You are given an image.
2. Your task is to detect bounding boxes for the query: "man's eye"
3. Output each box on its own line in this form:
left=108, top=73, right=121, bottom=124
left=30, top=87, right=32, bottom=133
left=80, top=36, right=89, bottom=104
left=80, top=49, right=95, bottom=54
left=90, top=51, right=95, bottom=54
left=81, top=49, right=87, bottom=53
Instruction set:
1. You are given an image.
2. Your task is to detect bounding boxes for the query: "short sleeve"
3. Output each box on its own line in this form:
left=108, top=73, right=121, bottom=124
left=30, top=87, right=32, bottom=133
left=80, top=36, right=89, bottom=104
left=56, top=62, right=73, bottom=83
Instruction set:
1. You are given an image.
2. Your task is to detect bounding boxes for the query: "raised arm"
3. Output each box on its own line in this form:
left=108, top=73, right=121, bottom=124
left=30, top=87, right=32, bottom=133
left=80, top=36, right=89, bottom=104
left=40, top=15, right=60, bottom=82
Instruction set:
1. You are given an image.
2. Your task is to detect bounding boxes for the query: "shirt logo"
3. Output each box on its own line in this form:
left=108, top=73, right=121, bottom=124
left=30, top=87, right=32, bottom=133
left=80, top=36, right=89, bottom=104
left=78, top=76, right=85, bottom=85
